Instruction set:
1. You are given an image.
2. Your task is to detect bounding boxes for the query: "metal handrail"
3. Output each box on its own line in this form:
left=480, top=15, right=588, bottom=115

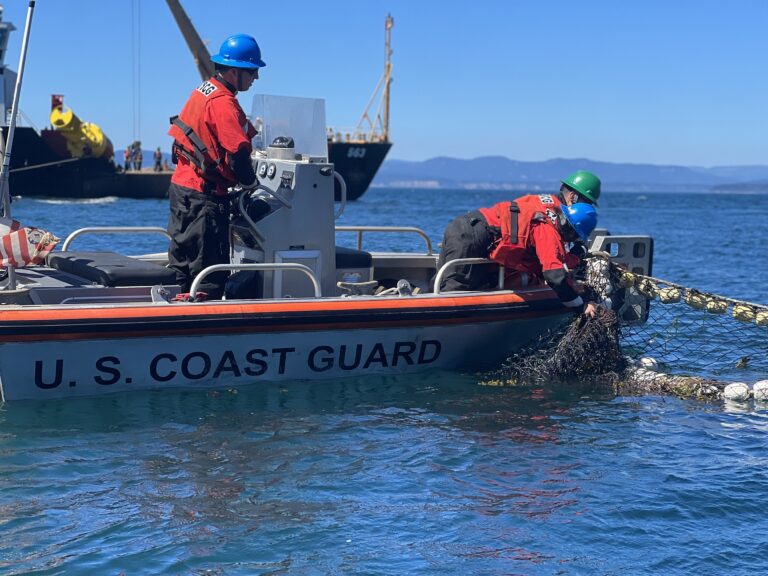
left=335, top=225, right=433, bottom=254
left=58, top=295, right=155, bottom=305
left=189, top=262, right=322, bottom=300
left=61, top=227, right=172, bottom=252
left=333, top=170, right=347, bottom=220
left=433, top=258, right=504, bottom=295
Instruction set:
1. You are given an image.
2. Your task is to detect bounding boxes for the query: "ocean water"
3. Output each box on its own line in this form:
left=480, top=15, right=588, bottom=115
left=1, top=188, right=768, bottom=575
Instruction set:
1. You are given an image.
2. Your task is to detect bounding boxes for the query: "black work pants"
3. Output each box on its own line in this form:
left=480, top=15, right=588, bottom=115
left=167, top=183, right=230, bottom=298
left=435, top=210, right=498, bottom=292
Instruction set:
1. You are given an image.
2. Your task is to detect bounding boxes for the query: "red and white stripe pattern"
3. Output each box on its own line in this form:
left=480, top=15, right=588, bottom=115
left=0, top=218, right=60, bottom=268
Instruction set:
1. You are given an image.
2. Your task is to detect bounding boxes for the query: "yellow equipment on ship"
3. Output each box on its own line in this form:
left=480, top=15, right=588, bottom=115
left=49, top=96, right=113, bottom=160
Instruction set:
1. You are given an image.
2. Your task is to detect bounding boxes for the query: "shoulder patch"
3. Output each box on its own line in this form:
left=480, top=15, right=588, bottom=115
left=545, top=208, right=559, bottom=226
left=538, top=194, right=555, bottom=205
left=196, top=81, right=218, bottom=97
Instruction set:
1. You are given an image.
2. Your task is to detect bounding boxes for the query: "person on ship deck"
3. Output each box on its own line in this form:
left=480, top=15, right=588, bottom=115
left=435, top=187, right=600, bottom=317
left=166, top=33, right=265, bottom=299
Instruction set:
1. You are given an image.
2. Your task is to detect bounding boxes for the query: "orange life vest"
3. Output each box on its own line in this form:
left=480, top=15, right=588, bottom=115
left=478, top=194, right=563, bottom=274
left=168, top=78, right=248, bottom=187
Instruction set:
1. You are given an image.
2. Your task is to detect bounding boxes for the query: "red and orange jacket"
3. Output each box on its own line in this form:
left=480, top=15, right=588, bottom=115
left=479, top=194, right=584, bottom=307
left=168, top=77, right=257, bottom=195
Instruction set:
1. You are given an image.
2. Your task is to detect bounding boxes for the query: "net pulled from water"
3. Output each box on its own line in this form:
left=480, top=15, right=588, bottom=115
left=483, top=256, right=768, bottom=400
left=483, top=306, right=625, bottom=389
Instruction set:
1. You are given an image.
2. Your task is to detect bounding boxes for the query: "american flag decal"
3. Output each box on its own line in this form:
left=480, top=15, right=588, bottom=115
left=0, top=218, right=60, bottom=268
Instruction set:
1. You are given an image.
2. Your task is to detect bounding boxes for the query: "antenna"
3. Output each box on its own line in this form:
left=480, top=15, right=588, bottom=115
left=0, top=0, right=35, bottom=219
left=0, top=0, right=36, bottom=290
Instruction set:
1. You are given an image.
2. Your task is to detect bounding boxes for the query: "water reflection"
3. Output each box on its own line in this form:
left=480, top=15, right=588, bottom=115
left=4, top=371, right=768, bottom=573
left=0, top=375, right=604, bottom=573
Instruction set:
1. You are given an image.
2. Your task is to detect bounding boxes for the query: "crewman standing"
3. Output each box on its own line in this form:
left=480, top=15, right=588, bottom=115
left=166, top=34, right=265, bottom=298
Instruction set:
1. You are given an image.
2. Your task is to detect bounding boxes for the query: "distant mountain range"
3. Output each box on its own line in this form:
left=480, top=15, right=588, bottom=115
left=372, top=156, right=768, bottom=192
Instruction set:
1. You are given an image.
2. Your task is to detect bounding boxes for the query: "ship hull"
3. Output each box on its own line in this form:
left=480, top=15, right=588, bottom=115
left=4, top=127, right=171, bottom=199
left=9, top=160, right=172, bottom=200
left=329, top=141, right=391, bottom=201
left=5, top=128, right=389, bottom=202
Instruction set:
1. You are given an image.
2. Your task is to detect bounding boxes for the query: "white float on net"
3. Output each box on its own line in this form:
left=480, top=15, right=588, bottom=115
left=638, top=357, right=658, bottom=370
left=752, top=380, right=768, bottom=402
left=723, top=382, right=750, bottom=402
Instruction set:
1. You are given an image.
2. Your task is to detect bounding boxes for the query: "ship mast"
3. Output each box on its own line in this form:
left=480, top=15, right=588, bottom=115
left=325, top=15, right=393, bottom=145
left=165, top=0, right=213, bottom=82
left=350, top=14, right=393, bottom=144
left=382, top=14, right=393, bottom=142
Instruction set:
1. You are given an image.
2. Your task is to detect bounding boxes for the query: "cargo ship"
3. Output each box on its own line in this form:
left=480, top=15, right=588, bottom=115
left=325, top=14, right=394, bottom=201
left=167, top=0, right=393, bottom=201
left=0, top=7, right=171, bottom=199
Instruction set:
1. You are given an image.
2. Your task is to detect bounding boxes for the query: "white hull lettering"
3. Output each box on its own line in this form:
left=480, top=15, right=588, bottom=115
left=182, top=352, right=211, bottom=380
left=393, top=341, right=417, bottom=366
left=214, top=350, right=241, bottom=378
left=347, top=147, right=366, bottom=159
left=21, top=338, right=445, bottom=398
left=418, top=340, right=441, bottom=364
left=339, top=344, right=363, bottom=370
left=363, top=343, right=388, bottom=368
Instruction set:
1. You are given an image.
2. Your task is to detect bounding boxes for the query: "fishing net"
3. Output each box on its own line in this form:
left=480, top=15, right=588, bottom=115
left=484, top=256, right=768, bottom=400
left=483, top=306, right=625, bottom=390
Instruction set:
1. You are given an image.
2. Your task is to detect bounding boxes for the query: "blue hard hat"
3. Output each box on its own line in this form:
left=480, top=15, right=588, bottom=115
left=211, top=34, right=266, bottom=69
left=563, top=203, right=598, bottom=241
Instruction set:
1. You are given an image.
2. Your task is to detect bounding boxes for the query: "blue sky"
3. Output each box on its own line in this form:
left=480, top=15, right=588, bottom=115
left=3, top=0, right=767, bottom=166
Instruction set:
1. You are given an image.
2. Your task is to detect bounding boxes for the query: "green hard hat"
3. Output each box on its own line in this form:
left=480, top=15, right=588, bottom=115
left=561, top=170, right=601, bottom=206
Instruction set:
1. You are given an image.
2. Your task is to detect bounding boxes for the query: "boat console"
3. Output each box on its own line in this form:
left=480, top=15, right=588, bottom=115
left=229, top=95, right=375, bottom=299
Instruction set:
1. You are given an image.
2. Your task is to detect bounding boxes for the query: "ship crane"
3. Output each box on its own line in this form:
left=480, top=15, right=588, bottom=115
left=165, top=0, right=393, bottom=201
left=165, top=0, right=214, bottom=83
left=335, top=14, right=393, bottom=145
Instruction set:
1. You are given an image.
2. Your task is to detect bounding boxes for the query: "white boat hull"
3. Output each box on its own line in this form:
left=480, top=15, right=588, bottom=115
left=0, top=292, right=570, bottom=401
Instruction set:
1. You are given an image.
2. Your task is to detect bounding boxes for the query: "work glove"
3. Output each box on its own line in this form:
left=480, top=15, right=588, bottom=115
left=585, top=250, right=611, bottom=260
left=227, top=178, right=260, bottom=205
left=568, top=241, right=588, bottom=260
left=238, top=177, right=260, bottom=192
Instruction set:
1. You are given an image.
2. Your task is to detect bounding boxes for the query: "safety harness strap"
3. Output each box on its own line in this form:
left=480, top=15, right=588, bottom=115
left=170, top=115, right=231, bottom=192
left=508, top=201, right=520, bottom=244
left=169, top=115, right=221, bottom=171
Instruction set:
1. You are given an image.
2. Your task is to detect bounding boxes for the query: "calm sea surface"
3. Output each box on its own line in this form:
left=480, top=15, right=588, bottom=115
left=1, top=189, right=768, bottom=575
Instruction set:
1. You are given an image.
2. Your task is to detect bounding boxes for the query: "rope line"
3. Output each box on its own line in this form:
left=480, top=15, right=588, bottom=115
left=482, top=259, right=768, bottom=400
